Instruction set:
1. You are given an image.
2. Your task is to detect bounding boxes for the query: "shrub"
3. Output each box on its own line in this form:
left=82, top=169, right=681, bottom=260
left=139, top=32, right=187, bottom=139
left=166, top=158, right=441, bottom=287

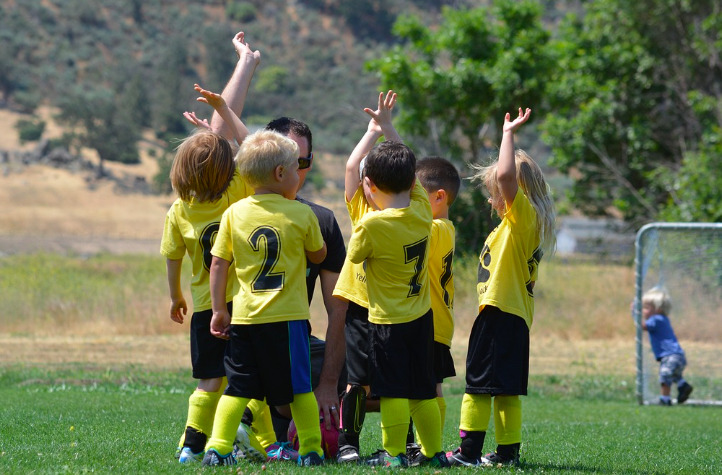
left=15, top=118, right=45, bottom=144
left=226, top=1, right=257, bottom=23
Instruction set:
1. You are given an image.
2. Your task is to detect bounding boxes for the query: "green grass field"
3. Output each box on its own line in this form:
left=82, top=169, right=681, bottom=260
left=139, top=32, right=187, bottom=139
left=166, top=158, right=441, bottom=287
left=1, top=254, right=720, bottom=473
left=0, top=365, right=719, bottom=474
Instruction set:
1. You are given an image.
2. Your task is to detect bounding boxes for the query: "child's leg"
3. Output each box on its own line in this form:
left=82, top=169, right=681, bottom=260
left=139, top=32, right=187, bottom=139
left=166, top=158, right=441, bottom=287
left=245, top=399, right=275, bottom=448
left=180, top=377, right=226, bottom=453
left=289, top=392, right=323, bottom=456
left=205, top=394, right=251, bottom=455
left=380, top=397, right=410, bottom=457
left=338, top=384, right=367, bottom=452
left=458, top=393, right=491, bottom=459
left=493, top=395, right=522, bottom=446
left=409, top=398, right=441, bottom=457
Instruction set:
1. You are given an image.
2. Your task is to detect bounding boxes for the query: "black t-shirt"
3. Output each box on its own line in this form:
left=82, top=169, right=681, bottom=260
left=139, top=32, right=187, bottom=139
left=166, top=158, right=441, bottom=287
left=296, top=196, right=346, bottom=304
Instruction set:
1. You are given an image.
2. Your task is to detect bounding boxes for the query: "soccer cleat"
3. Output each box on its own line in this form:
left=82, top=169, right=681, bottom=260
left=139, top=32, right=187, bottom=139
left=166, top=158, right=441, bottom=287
left=266, top=441, right=299, bottom=462
left=677, top=383, right=693, bottom=404
left=408, top=450, right=450, bottom=468
left=365, top=450, right=408, bottom=468
left=336, top=444, right=360, bottom=463
left=297, top=451, right=324, bottom=466
left=405, top=442, right=422, bottom=461
left=481, top=450, right=520, bottom=467
left=446, top=447, right=482, bottom=467
left=658, top=397, right=672, bottom=406
left=178, top=446, right=204, bottom=464
left=234, top=422, right=267, bottom=462
left=174, top=446, right=182, bottom=459
left=202, top=448, right=236, bottom=466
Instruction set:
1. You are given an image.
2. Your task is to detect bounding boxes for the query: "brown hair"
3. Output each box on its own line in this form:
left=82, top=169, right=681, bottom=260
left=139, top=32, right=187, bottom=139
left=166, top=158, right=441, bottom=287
left=169, top=130, right=235, bottom=203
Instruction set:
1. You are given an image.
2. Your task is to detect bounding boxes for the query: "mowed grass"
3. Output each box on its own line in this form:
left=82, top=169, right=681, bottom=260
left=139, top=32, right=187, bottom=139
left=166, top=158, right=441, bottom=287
left=0, top=366, right=719, bottom=474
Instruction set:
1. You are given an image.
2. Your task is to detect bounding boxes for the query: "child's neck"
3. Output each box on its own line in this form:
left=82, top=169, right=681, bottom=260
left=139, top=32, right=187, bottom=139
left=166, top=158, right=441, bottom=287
left=433, top=208, right=449, bottom=220
left=373, top=189, right=410, bottom=210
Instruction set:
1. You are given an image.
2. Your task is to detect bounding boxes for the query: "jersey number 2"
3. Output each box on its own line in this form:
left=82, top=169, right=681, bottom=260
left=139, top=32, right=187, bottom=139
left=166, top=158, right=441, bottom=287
left=248, top=226, right=284, bottom=292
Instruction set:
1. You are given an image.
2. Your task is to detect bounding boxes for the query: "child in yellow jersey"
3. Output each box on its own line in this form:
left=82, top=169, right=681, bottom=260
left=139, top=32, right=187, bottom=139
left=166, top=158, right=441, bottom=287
left=160, top=34, right=259, bottom=464
left=332, top=91, right=397, bottom=464
left=202, top=129, right=328, bottom=467
left=339, top=91, right=448, bottom=468
left=447, top=109, right=556, bottom=467
left=414, top=157, right=461, bottom=439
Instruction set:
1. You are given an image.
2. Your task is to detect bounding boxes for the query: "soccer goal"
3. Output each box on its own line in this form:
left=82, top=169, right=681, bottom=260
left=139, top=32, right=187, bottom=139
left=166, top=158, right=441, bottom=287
left=633, top=222, right=722, bottom=406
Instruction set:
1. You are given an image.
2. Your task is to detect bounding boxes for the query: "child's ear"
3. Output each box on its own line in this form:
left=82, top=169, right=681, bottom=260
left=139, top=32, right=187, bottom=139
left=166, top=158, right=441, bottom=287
left=363, top=176, right=376, bottom=193
left=273, top=165, right=284, bottom=182
left=435, top=189, right=448, bottom=204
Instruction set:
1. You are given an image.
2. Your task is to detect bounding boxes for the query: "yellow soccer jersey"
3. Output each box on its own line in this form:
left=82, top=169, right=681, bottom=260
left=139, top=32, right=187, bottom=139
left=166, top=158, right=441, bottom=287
left=212, top=193, right=324, bottom=325
left=159, top=170, right=251, bottom=312
left=477, top=191, right=542, bottom=329
left=428, top=218, right=455, bottom=346
left=346, top=181, right=432, bottom=324
left=332, top=186, right=373, bottom=308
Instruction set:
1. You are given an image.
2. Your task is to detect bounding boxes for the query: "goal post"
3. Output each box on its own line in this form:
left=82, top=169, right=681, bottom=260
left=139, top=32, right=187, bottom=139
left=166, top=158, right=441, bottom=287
left=633, top=222, right=722, bottom=406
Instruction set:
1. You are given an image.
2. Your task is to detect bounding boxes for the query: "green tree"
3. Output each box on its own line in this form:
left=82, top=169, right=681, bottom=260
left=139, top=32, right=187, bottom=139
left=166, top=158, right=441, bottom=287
left=542, top=0, right=722, bottom=224
left=367, top=0, right=551, bottom=251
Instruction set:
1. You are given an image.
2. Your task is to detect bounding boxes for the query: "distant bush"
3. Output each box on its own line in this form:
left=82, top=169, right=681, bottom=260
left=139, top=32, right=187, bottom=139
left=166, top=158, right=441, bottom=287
left=15, top=118, right=45, bottom=144
left=153, top=150, right=174, bottom=195
left=226, top=1, right=257, bottom=23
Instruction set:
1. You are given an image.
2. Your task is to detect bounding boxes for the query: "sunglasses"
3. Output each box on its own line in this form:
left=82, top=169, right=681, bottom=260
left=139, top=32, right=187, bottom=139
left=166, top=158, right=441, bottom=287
left=298, top=152, right=313, bottom=170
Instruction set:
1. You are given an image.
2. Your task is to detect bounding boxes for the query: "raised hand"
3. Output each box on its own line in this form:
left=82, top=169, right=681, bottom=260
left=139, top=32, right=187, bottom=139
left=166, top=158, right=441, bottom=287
left=233, top=31, right=261, bottom=66
left=194, top=83, right=227, bottom=111
left=503, top=107, right=532, bottom=134
left=363, top=90, right=397, bottom=133
left=183, top=111, right=211, bottom=130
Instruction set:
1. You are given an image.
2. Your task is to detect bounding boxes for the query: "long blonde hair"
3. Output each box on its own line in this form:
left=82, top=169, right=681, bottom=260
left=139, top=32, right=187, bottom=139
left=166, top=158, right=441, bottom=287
left=472, top=149, right=556, bottom=256
left=170, top=129, right=235, bottom=203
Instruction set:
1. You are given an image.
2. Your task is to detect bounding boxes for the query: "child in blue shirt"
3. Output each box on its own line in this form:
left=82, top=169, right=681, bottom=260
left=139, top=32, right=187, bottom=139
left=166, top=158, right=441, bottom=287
left=641, top=287, right=693, bottom=405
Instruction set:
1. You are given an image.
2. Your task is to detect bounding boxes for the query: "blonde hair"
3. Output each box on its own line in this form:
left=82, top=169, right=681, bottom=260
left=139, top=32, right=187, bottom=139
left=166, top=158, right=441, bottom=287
left=642, top=286, right=672, bottom=316
left=236, top=129, right=299, bottom=188
left=472, top=149, right=557, bottom=255
left=170, top=129, right=235, bottom=203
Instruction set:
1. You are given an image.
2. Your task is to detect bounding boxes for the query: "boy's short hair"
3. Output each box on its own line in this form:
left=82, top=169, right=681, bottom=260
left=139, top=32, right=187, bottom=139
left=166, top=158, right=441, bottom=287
left=265, top=117, right=313, bottom=153
left=237, top=129, right=299, bottom=188
left=170, top=129, right=235, bottom=203
left=416, top=156, right=461, bottom=205
left=642, top=286, right=672, bottom=316
left=363, top=141, right=416, bottom=194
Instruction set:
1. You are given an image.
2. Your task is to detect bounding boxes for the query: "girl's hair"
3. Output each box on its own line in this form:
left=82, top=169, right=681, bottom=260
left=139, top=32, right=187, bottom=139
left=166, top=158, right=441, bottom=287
left=472, top=149, right=557, bottom=255
left=170, top=130, right=235, bottom=203
left=236, top=129, right=298, bottom=188
left=642, top=286, right=672, bottom=316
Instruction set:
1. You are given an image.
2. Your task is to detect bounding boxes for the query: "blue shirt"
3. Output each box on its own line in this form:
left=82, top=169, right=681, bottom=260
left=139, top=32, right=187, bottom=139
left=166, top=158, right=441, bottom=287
left=646, top=313, right=684, bottom=361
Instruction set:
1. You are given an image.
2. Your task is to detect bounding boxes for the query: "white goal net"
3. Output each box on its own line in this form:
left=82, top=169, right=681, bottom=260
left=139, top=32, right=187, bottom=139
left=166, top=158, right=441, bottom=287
left=633, top=223, right=722, bottom=406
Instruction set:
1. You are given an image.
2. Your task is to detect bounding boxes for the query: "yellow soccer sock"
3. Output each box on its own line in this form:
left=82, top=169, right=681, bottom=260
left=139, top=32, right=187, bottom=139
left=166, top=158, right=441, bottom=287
left=493, top=395, right=522, bottom=445
left=186, top=389, right=222, bottom=437
left=247, top=399, right=276, bottom=448
left=459, top=393, right=491, bottom=432
left=204, top=395, right=250, bottom=455
left=380, top=397, right=410, bottom=457
left=289, top=392, right=322, bottom=456
left=410, top=398, right=441, bottom=457
left=437, top=396, right=447, bottom=433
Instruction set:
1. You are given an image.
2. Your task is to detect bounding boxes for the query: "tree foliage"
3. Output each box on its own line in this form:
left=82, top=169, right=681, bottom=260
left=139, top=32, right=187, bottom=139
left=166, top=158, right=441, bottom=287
left=367, top=0, right=551, bottom=252
left=542, top=0, right=722, bottom=224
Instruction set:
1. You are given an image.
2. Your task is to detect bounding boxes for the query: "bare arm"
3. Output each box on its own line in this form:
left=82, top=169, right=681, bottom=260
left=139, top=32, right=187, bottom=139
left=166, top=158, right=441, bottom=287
left=166, top=258, right=187, bottom=324
left=209, top=256, right=232, bottom=339
left=210, top=32, right=261, bottom=141
left=306, top=242, right=328, bottom=265
left=498, top=107, right=531, bottom=206
left=315, top=269, right=348, bottom=429
left=194, top=83, right=248, bottom=145
left=344, top=90, right=398, bottom=202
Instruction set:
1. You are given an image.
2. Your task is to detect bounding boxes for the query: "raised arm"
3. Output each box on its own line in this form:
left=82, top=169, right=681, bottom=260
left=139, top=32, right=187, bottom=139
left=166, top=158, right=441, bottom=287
left=344, top=90, right=398, bottom=202
left=210, top=31, right=261, bottom=141
left=194, top=83, right=248, bottom=145
left=498, top=107, right=531, bottom=206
